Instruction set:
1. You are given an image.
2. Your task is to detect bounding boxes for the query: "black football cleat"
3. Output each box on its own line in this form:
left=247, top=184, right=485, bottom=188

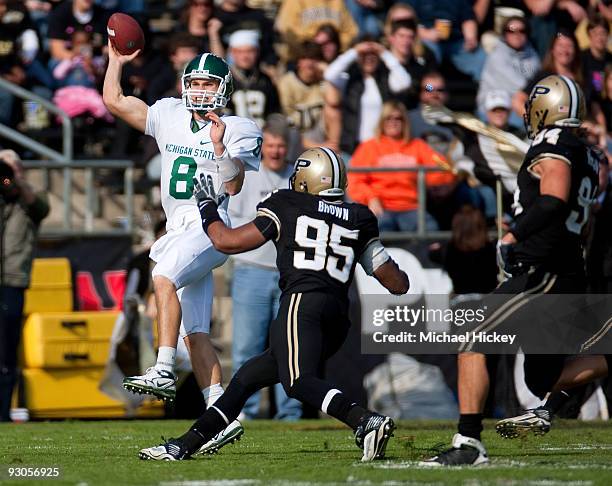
left=419, top=433, right=489, bottom=466
left=354, top=412, right=396, bottom=461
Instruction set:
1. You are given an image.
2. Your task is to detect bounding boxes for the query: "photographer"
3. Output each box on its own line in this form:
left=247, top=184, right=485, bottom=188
left=0, top=149, right=49, bottom=422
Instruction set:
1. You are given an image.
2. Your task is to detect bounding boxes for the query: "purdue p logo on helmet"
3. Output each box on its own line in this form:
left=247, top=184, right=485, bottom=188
left=524, top=74, right=585, bottom=139
left=182, top=53, right=234, bottom=112
left=290, top=147, right=347, bottom=198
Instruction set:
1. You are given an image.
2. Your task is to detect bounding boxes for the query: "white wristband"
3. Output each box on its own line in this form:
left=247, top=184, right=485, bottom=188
left=359, top=239, right=390, bottom=275
left=216, top=150, right=240, bottom=182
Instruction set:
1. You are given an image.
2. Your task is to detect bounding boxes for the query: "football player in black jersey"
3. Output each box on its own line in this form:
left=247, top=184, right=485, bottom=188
left=422, top=74, right=603, bottom=466
left=139, top=147, right=410, bottom=462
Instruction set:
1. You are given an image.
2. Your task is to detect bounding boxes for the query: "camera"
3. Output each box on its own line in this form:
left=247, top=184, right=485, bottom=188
left=0, top=161, right=19, bottom=202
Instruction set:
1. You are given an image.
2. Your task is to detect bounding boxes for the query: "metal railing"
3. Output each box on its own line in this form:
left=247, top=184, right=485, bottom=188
left=22, top=160, right=134, bottom=236
left=347, top=166, right=504, bottom=241
left=0, top=77, right=75, bottom=227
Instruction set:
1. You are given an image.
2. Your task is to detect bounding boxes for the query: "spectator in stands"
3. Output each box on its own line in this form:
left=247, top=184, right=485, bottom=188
left=524, top=0, right=587, bottom=57
left=313, top=24, right=342, bottom=67
left=50, top=29, right=112, bottom=122
left=227, top=118, right=302, bottom=421
left=323, top=36, right=411, bottom=157
left=477, top=15, right=540, bottom=130
left=408, top=72, right=485, bottom=228
left=244, top=0, right=282, bottom=20
left=146, top=33, right=200, bottom=105
left=47, top=0, right=110, bottom=62
left=278, top=42, right=325, bottom=149
left=345, top=0, right=386, bottom=38
left=405, top=0, right=487, bottom=82
left=384, top=2, right=419, bottom=29
left=384, top=2, right=436, bottom=68
left=595, top=0, right=612, bottom=23
left=598, top=65, right=612, bottom=135
left=582, top=15, right=612, bottom=127
left=348, top=100, right=455, bottom=232
left=215, top=0, right=277, bottom=67
left=0, top=0, right=40, bottom=125
left=276, top=0, right=358, bottom=60
left=429, top=205, right=497, bottom=295
left=409, top=71, right=462, bottom=150
left=0, top=149, right=49, bottom=422
left=386, top=18, right=437, bottom=110
left=226, top=30, right=280, bottom=128
left=24, top=0, right=53, bottom=41
left=512, top=30, right=583, bottom=119
left=461, top=90, right=521, bottom=215
left=50, top=30, right=103, bottom=88
left=176, top=0, right=224, bottom=57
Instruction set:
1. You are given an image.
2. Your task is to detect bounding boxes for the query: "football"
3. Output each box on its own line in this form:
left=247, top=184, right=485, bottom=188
left=107, top=13, right=145, bottom=56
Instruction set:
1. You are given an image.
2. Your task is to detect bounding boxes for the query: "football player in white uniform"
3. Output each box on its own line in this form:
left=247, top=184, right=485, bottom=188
left=103, top=42, right=262, bottom=453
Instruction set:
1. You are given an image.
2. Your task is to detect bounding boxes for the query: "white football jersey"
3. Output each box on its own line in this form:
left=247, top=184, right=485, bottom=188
left=145, top=97, right=262, bottom=229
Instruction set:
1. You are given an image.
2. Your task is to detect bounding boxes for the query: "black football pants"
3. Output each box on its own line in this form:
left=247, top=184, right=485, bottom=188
left=213, top=292, right=352, bottom=418
left=459, top=267, right=586, bottom=399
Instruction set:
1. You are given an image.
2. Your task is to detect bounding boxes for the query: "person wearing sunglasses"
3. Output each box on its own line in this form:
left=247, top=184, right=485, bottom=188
left=476, top=16, right=540, bottom=131
left=349, top=100, right=455, bottom=232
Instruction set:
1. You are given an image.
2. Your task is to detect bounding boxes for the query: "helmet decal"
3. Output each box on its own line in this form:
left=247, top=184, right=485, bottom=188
left=290, top=148, right=347, bottom=197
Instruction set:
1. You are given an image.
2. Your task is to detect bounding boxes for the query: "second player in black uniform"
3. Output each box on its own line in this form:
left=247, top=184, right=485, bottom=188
left=423, top=74, right=602, bottom=466
left=139, top=147, right=410, bottom=462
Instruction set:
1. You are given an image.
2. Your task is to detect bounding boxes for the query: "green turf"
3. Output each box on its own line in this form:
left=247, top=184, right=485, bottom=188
left=1, top=419, right=611, bottom=485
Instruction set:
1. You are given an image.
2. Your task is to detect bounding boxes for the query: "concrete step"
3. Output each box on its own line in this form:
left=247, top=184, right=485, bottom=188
left=25, top=167, right=148, bottom=232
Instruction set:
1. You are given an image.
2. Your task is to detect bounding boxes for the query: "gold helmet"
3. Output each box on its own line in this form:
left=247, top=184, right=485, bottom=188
left=290, top=147, right=347, bottom=198
left=524, top=74, right=585, bottom=139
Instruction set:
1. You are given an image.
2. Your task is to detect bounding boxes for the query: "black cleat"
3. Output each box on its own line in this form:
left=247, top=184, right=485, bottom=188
left=420, top=433, right=489, bottom=466
left=354, top=413, right=396, bottom=461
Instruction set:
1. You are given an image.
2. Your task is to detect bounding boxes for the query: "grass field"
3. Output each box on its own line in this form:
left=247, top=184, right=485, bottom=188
left=1, top=419, right=611, bottom=485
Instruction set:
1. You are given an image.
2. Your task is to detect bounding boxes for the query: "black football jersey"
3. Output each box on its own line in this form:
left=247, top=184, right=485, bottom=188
left=513, top=127, right=601, bottom=271
left=254, top=190, right=380, bottom=299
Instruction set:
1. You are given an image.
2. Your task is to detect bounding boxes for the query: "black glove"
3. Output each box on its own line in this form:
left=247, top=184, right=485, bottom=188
left=192, top=173, right=226, bottom=233
left=496, top=240, right=520, bottom=279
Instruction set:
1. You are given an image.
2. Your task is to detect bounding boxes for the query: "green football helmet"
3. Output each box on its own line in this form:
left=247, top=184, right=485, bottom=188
left=181, top=53, right=234, bottom=112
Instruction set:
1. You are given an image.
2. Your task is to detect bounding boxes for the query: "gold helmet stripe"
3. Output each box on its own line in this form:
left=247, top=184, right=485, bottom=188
left=320, top=146, right=340, bottom=188
left=558, top=74, right=578, bottom=119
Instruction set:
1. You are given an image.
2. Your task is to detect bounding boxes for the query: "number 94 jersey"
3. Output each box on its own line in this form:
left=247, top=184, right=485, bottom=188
left=513, top=127, right=601, bottom=272
left=254, top=190, right=380, bottom=300
left=145, top=98, right=262, bottom=230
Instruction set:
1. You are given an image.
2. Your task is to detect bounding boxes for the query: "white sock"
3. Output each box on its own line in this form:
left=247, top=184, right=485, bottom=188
left=202, top=383, right=224, bottom=407
left=155, top=346, right=176, bottom=373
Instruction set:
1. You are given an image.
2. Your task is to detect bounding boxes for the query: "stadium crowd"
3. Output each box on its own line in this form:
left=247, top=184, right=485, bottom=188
left=1, top=0, right=612, bottom=424
left=0, top=0, right=610, bottom=233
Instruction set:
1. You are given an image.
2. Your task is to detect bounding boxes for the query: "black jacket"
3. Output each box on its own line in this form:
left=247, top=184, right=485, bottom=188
left=340, top=63, right=394, bottom=155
